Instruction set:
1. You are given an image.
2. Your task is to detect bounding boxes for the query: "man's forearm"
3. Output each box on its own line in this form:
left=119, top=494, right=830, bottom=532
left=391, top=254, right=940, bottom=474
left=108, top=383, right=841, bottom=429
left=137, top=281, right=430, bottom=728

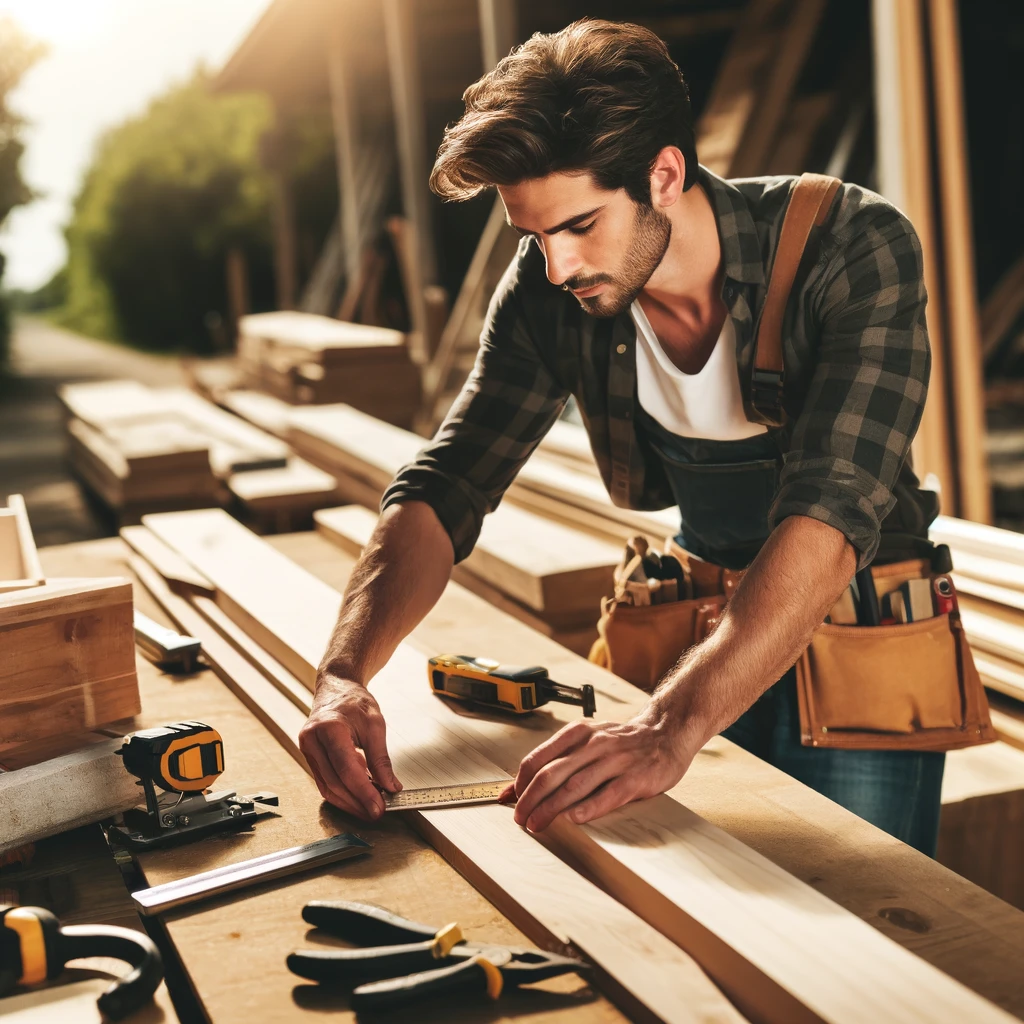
left=317, top=500, right=455, bottom=688
left=646, top=515, right=858, bottom=746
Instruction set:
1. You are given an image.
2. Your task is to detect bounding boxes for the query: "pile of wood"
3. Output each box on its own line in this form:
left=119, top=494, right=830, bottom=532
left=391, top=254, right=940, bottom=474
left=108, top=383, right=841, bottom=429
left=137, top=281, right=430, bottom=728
left=237, top=311, right=421, bottom=427
left=120, top=506, right=1021, bottom=1024
left=59, top=379, right=339, bottom=529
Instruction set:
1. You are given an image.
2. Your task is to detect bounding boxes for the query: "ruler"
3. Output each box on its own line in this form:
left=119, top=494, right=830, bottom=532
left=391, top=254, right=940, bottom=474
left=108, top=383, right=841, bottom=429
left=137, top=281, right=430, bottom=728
left=384, top=780, right=509, bottom=811
left=132, top=833, right=371, bottom=915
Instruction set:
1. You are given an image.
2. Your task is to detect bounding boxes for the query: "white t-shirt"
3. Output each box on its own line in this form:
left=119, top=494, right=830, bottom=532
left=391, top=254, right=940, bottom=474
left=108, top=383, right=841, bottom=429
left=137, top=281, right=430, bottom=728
left=632, top=301, right=767, bottom=441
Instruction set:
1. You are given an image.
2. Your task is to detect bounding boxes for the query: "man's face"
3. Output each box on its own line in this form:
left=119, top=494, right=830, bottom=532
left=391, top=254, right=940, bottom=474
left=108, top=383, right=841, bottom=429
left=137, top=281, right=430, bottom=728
left=498, top=170, right=671, bottom=317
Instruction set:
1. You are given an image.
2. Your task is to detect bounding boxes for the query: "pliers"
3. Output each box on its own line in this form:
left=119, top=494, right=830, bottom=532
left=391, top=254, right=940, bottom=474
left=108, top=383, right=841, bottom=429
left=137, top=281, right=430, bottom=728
left=286, top=900, right=589, bottom=1012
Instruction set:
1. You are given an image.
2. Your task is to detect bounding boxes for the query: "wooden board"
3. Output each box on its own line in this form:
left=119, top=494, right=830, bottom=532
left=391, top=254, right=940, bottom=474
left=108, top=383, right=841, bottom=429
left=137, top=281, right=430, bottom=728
left=0, top=494, right=44, bottom=592
left=228, top=458, right=338, bottom=511
left=316, top=503, right=618, bottom=617
left=140, top=513, right=1021, bottom=1023
left=53, top=543, right=701, bottom=1024
left=0, top=738, right=140, bottom=853
left=0, top=578, right=140, bottom=752
left=121, top=524, right=215, bottom=597
left=273, top=529, right=1024, bottom=1018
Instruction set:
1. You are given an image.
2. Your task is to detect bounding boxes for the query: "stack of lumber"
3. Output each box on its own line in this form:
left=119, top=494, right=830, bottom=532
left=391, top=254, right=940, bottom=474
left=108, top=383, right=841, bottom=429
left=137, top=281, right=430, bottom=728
left=237, top=311, right=421, bottom=427
left=59, top=379, right=339, bottom=528
left=122, top=507, right=1022, bottom=1024
left=930, top=516, right=1024, bottom=720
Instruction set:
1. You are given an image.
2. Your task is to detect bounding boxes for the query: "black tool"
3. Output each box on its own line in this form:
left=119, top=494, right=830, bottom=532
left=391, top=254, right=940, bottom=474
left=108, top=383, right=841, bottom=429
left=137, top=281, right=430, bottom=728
left=287, top=900, right=588, bottom=1011
left=0, top=905, right=163, bottom=1020
left=853, top=567, right=881, bottom=626
left=106, top=721, right=278, bottom=851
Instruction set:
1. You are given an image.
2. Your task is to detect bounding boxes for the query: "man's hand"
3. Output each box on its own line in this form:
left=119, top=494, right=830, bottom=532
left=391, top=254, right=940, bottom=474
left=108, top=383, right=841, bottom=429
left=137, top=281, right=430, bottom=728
left=298, top=676, right=402, bottom=821
left=502, top=714, right=695, bottom=833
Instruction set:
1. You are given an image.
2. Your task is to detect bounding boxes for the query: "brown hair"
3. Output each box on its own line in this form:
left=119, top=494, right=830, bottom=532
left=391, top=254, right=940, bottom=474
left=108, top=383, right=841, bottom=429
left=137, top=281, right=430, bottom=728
left=430, top=19, right=698, bottom=206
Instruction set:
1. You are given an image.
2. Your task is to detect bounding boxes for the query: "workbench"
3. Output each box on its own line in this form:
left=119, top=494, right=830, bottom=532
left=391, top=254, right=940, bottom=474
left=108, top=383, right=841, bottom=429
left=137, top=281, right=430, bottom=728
left=16, top=534, right=1024, bottom=1022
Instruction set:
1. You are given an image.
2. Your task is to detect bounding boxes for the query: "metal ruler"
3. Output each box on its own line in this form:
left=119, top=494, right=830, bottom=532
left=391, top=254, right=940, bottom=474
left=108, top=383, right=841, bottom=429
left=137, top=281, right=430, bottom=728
left=132, top=833, right=371, bottom=915
left=384, top=780, right=509, bottom=811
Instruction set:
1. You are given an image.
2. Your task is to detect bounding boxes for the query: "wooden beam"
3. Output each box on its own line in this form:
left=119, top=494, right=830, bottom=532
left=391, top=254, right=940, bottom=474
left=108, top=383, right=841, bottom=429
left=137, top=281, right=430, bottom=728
left=129, top=525, right=744, bottom=1024
left=927, top=0, right=991, bottom=523
left=141, top=511, right=1016, bottom=1023
left=872, top=0, right=955, bottom=506
left=478, top=0, right=517, bottom=69
left=0, top=738, right=139, bottom=854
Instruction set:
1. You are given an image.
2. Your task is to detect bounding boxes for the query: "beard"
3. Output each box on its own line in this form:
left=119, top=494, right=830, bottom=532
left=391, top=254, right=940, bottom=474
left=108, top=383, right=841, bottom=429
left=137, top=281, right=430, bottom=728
left=566, top=203, right=672, bottom=318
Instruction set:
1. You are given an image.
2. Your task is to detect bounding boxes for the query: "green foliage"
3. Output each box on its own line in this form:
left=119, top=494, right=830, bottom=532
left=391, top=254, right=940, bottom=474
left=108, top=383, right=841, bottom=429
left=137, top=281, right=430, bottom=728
left=0, top=17, right=46, bottom=372
left=61, top=70, right=277, bottom=352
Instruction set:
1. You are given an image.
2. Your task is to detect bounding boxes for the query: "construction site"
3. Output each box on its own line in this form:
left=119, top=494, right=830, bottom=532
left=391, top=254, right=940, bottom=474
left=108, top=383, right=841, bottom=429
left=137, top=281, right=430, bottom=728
left=3, top=1, right=1024, bottom=1022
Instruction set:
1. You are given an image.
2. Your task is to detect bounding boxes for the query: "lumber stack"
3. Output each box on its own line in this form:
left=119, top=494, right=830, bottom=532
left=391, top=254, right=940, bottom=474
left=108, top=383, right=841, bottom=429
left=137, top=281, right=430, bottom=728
left=58, top=379, right=341, bottom=528
left=237, top=311, right=421, bottom=428
left=126, top=507, right=1020, bottom=1024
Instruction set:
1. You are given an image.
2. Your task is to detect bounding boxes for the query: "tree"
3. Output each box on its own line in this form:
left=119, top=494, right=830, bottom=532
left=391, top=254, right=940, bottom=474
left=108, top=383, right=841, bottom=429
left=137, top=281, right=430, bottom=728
left=0, top=18, right=46, bottom=370
left=61, top=70, right=278, bottom=352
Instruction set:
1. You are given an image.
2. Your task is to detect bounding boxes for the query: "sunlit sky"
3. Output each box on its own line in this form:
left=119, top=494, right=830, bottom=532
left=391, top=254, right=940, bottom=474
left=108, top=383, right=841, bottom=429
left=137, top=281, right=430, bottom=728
left=0, top=0, right=272, bottom=291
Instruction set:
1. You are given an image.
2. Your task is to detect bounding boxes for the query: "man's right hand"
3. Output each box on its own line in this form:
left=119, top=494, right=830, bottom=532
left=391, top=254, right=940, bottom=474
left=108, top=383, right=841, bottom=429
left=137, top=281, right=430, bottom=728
left=298, top=677, right=403, bottom=821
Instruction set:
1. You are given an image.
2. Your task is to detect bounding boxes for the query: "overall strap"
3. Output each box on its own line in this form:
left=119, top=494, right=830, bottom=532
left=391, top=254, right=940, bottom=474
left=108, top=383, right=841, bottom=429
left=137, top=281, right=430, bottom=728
left=748, top=172, right=842, bottom=427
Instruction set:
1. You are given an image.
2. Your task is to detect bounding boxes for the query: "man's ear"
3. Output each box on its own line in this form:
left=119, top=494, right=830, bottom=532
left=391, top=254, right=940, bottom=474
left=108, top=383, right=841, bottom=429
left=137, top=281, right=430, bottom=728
left=649, top=146, right=686, bottom=209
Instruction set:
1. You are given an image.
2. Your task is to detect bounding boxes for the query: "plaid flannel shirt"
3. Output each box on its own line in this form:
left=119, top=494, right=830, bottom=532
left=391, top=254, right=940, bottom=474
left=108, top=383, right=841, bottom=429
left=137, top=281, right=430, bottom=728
left=382, top=166, right=940, bottom=572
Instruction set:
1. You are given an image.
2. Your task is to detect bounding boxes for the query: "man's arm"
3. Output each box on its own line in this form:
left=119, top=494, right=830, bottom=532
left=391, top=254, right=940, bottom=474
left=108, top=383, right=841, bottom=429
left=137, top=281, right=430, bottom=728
left=298, top=501, right=454, bottom=820
left=507, top=515, right=856, bottom=832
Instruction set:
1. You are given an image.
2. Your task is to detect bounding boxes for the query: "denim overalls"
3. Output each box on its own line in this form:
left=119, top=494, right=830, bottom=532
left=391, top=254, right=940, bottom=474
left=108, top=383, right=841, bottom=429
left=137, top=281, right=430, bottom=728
left=638, top=406, right=946, bottom=857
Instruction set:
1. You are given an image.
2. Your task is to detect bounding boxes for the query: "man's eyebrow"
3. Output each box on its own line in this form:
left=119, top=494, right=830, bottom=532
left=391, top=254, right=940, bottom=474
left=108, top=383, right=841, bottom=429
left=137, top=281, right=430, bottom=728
left=507, top=206, right=603, bottom=236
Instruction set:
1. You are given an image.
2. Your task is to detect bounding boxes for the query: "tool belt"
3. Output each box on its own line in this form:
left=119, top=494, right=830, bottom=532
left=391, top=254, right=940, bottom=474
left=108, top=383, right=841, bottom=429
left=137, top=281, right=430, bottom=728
left=589, top=536, right=996, bottom=752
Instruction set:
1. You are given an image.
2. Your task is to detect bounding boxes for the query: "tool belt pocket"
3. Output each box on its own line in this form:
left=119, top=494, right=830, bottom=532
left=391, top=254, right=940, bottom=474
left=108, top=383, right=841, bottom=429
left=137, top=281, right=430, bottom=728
left=794, top=610, right=995, bottom=751
left=589, top=594, right=726, bottom=693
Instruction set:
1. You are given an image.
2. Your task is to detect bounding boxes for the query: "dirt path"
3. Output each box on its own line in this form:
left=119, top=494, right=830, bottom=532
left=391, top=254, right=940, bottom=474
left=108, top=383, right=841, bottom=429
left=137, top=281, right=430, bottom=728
left=0, top=316, right=187, bottom=546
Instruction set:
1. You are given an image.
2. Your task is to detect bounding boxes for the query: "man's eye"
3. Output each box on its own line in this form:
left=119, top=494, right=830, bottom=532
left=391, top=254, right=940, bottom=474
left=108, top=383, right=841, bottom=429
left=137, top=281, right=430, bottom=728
left=568, top=222, right=595, bottom=236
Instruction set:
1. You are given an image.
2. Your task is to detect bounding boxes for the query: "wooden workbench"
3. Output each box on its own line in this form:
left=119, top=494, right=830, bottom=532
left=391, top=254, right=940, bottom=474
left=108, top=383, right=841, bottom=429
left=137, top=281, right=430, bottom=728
left=30, top=534, right=1024, bottom=1022
left=36, top=538, right=622, bottom=1024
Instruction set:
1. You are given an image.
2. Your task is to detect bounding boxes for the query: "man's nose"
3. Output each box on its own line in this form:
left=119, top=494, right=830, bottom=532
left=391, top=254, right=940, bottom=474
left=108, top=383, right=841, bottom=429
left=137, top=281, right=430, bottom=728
left=541, top=237, right=582, bottom=288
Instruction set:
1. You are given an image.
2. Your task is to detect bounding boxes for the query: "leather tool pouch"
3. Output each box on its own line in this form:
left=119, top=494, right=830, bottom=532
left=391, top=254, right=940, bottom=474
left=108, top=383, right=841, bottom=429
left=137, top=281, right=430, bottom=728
left=590, top=547, right=996, bottom=751
left=794, top=564, right=996, bottom=751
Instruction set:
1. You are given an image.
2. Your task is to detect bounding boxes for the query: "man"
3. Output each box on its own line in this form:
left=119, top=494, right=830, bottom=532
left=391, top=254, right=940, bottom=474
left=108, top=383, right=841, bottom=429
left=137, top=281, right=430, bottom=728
left=299, top=20, right=945, bottom=854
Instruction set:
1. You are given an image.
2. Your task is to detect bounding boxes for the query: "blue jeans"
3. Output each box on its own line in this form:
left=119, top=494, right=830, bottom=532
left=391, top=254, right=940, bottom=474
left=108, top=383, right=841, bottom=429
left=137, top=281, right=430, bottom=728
left=722, top=669, right=946, bottom=856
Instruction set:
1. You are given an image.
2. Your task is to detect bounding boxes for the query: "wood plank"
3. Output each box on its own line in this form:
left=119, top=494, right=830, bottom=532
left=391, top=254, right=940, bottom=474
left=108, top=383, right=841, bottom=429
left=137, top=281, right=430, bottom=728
left=120, top=524, right=215, bottom=597
left=144, top=512, right=1019, bottom=1023
left=273, top=529, right=1024, bottom=1019
left=928, top=0, right=991, bottom=523
left=0, top=739, right=140, bottom=853
left=122, top=537, right=734, bottom=1024
left=0, top=494, right=45, bottom=591
left=872, top=0, right=955, bottom=505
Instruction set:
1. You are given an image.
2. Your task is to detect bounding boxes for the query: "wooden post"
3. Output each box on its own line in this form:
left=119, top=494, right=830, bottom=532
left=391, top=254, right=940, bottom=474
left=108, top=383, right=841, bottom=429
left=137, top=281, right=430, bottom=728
left=478, top=0, right=517, bottom=69
left=382, top=0, right=437, bottom=358
left=872, top=0, right=956, bottom=509
left=270, top=170, right=297, bottom=311
left=225, top=246, right=249, bottom=344
left=928, top=0, right=992, bottom=524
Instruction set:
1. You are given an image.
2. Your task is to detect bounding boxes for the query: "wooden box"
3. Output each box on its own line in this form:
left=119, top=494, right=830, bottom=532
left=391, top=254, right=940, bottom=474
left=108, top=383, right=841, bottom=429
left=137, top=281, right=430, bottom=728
left=0, top=578, right=141, bottom=752
left=0, top=495, right=44, bottom=594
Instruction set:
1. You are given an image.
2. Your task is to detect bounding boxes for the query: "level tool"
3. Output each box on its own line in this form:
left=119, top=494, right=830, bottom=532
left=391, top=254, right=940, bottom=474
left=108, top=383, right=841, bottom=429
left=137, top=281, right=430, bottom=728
left=384, top=780, right=509, bottom=812
left=428, top=655, right=596, bottom=717
left=132, top=833, right=372, bottom=915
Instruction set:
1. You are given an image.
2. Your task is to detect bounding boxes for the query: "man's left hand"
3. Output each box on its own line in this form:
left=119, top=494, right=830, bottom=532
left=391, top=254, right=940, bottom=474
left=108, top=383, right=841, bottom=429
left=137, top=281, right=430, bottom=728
left=500, top=715, right=696, bottom=833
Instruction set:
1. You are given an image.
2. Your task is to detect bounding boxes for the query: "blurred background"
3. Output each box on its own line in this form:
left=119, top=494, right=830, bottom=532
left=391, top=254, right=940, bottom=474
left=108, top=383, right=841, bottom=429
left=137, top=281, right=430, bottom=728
left=0, top=0, right=1022, bottom=545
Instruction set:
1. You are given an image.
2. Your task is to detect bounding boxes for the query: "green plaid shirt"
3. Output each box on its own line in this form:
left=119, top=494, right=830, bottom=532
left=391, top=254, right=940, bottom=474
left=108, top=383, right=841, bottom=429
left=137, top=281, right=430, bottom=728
left=383, top=167, right=940, bottom=571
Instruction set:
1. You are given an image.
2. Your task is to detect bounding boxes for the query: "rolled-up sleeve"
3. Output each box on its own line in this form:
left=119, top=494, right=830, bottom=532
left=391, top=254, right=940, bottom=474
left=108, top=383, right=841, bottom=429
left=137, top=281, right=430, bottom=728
left=381, top=248, right=569, bottom=562
left=769, top=198, right=931, bottom=570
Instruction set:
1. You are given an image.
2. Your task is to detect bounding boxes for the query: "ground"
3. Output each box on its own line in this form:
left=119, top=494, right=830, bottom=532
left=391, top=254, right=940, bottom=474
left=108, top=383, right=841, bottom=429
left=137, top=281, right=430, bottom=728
left=0, top=315, right=186, bottom=546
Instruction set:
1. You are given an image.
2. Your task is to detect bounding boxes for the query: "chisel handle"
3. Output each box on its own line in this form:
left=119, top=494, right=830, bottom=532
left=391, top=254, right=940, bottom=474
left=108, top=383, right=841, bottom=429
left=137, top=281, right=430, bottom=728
left=351, top=954, right=508, bottom=1011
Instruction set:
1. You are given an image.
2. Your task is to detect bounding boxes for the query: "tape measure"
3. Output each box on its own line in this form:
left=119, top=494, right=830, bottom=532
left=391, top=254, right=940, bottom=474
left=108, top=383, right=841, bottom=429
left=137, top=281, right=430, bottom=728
left=383, top=780, right=510, bottom=811
left=428, top=655, right=596, bottom=717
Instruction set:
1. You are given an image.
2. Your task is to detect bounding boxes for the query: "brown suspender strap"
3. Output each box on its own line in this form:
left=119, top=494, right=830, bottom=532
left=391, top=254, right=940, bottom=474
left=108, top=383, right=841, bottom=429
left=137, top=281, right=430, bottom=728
left=748, top=172, right=843, bottom=426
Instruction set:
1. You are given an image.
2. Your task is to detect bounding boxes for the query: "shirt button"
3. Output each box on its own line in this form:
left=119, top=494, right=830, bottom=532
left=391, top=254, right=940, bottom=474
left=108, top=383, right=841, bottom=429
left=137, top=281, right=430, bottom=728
left=616, top=344, right=627, bottom=355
